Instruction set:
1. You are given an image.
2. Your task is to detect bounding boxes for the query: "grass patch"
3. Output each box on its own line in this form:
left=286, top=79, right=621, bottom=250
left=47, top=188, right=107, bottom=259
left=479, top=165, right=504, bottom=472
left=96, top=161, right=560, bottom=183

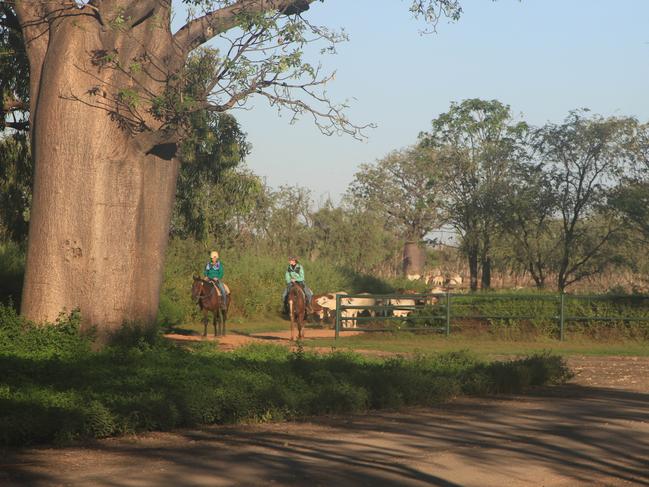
left=307, top=332, right=649, bottom=358
left=0, top=305, right=572, bottom=447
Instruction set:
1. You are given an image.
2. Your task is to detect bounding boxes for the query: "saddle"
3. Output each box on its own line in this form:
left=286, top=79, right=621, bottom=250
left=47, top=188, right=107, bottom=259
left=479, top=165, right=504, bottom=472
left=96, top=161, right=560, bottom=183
left=208, top=280, right=230, bottom=296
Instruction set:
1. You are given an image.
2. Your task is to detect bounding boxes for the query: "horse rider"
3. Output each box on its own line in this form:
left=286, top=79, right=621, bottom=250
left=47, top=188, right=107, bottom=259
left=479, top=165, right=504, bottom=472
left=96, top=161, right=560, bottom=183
left=203, top=250, right=227, bottom=310
left=283, top=256, right=313, bottom=315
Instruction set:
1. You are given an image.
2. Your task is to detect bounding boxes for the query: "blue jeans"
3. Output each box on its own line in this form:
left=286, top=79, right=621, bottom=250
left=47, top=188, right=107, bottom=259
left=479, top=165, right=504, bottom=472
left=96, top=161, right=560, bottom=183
left=283, top=282, right=312, bottom=305
left=210, top=279, right=227, bottom=308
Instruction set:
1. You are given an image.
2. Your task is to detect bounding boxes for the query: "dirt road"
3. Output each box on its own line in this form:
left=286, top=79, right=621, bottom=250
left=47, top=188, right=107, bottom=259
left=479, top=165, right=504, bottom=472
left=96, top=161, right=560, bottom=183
left=2, top=356, right=649, bottom=487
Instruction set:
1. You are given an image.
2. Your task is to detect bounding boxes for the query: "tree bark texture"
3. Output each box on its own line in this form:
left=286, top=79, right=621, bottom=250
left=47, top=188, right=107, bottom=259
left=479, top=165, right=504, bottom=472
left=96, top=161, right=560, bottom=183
left=402, top=241, right=425, bottom=278
left=481, top=256, right=491, bottom=290
left=17, top=4, right=179, bottom=333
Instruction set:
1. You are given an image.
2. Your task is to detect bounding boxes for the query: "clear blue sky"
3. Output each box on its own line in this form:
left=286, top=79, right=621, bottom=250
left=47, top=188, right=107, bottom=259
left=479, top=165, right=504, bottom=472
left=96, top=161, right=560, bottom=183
left=174, top=0, right=649, bottom=202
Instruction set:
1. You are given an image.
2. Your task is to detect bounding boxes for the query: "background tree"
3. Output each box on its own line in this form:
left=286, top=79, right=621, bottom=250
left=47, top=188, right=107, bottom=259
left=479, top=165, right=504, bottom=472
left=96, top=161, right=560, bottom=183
left=534, top=111, right=646, bottom=291
left=420, top=98, right=528, bottom=290
left=1, top=3, right=28, bottom=133
left=348, top=146, right=443, bottom=276
left=8, top=0, right=461, bottom=334
left=609, top=129, right=649, bottom=245
left=0, top=134, right=31, bottom=243
left=310, top=200, right=402, bottom=275
left=0, top=4, right=31, bottom=243
left=501, top=161, right=559, bottom=289
left=171, top=49, right=253, bottom=242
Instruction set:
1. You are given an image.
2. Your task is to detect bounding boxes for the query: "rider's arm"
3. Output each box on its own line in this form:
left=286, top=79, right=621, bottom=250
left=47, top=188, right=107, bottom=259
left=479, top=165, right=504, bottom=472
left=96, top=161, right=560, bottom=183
left=203, top=262, right=210, bottom=277
left=216, top=261, right=224, bottom=280
left=285, top=270, right=292, bottom=284
left=297, top=265, right=305, bottom=282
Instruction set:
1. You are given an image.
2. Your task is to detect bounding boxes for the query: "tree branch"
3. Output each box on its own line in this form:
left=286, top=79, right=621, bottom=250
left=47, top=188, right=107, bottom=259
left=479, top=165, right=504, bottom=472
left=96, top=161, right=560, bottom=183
left=13, top=2, right=54, bottom=124
left=173, top=0, right=315, bottom=54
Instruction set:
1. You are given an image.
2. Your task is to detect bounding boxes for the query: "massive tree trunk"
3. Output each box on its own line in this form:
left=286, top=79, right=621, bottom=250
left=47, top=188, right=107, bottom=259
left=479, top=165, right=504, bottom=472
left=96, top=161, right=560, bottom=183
left=22, top=102, right=179, bottom=330
left=16, top=4, right=180, bottom=335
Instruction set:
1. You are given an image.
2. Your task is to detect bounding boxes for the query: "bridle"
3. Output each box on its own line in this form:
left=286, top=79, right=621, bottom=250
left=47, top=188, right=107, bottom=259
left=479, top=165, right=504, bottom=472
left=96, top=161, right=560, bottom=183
left=194, top=280, right=213, bottom=303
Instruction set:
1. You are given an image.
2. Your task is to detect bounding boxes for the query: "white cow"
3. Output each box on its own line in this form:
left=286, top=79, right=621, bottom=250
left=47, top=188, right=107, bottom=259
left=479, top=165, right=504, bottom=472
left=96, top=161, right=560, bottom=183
left=340, top=293, right=376, bottom=328
left=314, top=291, right=348, bottom=320
left=387, top=298, right=416, bottom=318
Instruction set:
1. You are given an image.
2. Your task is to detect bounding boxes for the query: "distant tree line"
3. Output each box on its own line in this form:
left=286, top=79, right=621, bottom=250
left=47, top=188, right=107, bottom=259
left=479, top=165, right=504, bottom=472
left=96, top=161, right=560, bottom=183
left=352, top=99, right=649, bottom=292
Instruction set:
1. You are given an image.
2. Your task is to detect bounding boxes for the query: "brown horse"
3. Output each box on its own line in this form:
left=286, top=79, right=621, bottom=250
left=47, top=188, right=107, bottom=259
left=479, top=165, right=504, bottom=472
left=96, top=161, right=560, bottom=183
left=288, top=282, right=306, bottom=340
left=191, top=276, right=230, bottom=337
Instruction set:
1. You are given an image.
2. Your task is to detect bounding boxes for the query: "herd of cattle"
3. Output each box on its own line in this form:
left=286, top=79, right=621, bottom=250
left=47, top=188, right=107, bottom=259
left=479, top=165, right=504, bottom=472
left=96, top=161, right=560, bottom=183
left=311, top=272, right=463, bottom=327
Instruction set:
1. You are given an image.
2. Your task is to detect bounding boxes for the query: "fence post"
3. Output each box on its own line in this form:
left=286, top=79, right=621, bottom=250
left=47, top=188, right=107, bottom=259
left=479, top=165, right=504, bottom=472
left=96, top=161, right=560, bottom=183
left=559, top=292, right=565, bottom=341
left=335, top=293, right=341, bottom=340
left=445, top=292, right=451, bottom=337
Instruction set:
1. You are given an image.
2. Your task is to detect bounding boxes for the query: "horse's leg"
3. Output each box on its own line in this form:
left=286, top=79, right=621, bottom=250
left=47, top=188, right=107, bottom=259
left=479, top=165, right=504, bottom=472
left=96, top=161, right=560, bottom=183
left=297, top=316, right=303, bottom=340
left=212, top=311, right=218, bottom=337
left=289, top=298, right=295, bottom=341
left=221, top=308, right=227, bottom=336
left=202, top=310, right=209, bottom=337
left=299, top=299, right=305, bottom=339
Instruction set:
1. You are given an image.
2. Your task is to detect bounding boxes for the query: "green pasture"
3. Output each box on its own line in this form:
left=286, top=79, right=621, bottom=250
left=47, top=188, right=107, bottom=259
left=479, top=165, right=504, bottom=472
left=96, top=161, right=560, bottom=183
left=305, top=332, right=649, bottom=358
left=164, top=315, right=649, bottom=358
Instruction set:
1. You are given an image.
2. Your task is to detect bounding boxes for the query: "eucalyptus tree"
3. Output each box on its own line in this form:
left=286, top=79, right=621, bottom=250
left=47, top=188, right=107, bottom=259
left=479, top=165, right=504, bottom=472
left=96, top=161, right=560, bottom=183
left=534, top=111, right=646, bottom=291
left=0, top=4, right=30, bottom=242
left=420, top=98, right=528, bottom=290
left=501, top=161, right=559, bottom=289
left=311, top=200, right=402, bottom=275
left=608, top=123, right=649, bottom=247
left=9, top=0, right=463, bottom=333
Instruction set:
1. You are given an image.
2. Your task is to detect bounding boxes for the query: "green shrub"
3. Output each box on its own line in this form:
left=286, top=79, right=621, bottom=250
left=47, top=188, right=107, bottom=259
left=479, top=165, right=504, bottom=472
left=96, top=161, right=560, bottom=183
left=0, top=335, right=571, bottom=447
left=0, top=241, right=24, bottom=306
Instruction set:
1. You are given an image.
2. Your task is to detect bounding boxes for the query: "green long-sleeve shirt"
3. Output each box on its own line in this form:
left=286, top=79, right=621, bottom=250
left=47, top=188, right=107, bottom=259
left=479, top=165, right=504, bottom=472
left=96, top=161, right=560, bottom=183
left=285, top=263, right=305, bottom=284
left=204, top=260, right=224, bottom=280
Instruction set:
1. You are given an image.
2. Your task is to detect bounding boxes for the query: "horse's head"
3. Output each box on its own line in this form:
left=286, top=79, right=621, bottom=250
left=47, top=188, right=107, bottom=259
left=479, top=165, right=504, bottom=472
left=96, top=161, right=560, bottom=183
left=191, top=275, right=206, bottom=302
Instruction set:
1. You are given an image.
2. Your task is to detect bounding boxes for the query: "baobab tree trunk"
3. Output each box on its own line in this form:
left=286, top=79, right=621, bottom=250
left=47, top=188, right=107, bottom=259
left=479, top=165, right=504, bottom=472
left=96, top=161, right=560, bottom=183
left=19, top=9, right=179, bottom=335
left=402, top=241, right=425, bottom=279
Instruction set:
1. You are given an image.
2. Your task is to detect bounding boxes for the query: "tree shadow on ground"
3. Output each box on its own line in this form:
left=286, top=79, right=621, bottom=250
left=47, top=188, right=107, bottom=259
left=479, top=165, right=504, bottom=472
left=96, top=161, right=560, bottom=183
left=4, top=384, right=649, bottom=487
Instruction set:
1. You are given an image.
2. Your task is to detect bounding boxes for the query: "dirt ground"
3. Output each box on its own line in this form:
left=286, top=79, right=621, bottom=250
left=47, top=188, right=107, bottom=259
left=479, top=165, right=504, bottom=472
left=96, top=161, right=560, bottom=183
left=2, top=335, right=649, bottom=487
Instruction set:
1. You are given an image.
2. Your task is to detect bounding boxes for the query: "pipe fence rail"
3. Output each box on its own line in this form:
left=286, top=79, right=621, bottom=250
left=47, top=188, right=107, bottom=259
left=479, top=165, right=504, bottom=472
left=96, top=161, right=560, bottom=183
left=333, top=292, right=649, bottom=341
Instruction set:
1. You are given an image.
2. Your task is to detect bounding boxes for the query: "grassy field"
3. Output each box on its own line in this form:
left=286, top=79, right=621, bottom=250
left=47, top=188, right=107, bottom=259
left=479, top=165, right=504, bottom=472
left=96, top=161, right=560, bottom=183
left=165, top=317, right=649, bottom=358
left=305, top=331, right=649, bottom=358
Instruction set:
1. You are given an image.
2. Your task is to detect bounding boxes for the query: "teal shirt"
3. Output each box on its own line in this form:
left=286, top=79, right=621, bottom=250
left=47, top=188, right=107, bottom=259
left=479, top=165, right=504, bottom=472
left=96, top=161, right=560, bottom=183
left=285, top=263, right=305, bottom=284
left=204, top=260, right=224, bottom=280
